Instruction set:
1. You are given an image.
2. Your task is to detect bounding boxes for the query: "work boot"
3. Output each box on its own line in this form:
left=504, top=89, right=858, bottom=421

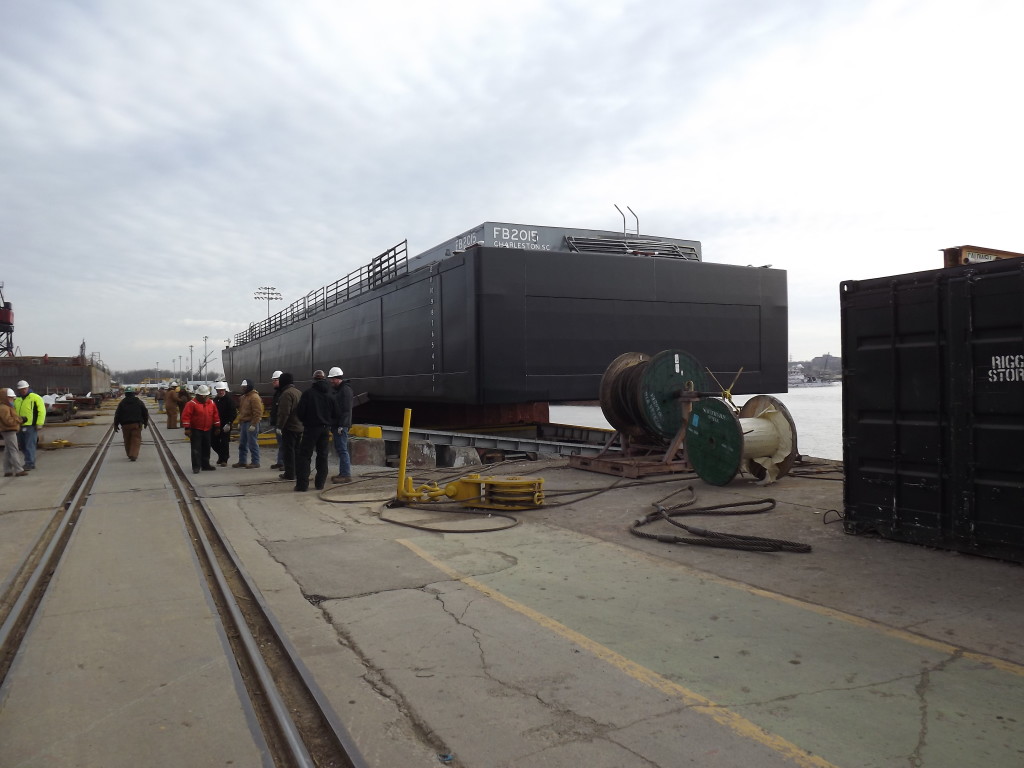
left=331, top=475, right=352, bottom=484
left=246, top=463, right=260, bottom=469
left=270, top=463, right=283, bottom=470
left=278, top=473, right=295, bottom=481
left=232, top=462, right=247, bottom=468
left=15, top=471, right=28, bottom=477
left=192, top=467, right=200, bottom=474
left=202, top=466, right=216, bottom=471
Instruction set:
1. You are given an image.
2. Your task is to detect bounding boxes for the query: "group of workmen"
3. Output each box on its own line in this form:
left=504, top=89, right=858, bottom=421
left=0, top=380, right=46, bottom=477
left=113, top=368, right=353, bottom=493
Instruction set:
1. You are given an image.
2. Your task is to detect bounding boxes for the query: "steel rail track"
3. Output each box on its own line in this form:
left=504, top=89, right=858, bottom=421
left=0, top=423, right=117, bottom=683
left=0, top=422, right=366, bottom=768
left=150, top=426, right=367, bottom=768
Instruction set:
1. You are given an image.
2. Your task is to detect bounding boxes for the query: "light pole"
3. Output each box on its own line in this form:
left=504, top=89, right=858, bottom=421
left=189, top=345, right=194, bottom=382
left=202, top=336, right=208, bottom=379
left=254, top=286, right=282, bottom=319
left=178, top=355, right=182, bottom=382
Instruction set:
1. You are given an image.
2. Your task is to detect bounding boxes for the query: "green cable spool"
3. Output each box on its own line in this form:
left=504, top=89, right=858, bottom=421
left=639, top=349, right=708, bottom=440
left=686, top=397, right=744, bottom=486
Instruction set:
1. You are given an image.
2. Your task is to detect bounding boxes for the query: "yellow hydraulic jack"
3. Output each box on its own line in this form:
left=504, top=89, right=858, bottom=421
left=394, top=409, right=544, bottom=511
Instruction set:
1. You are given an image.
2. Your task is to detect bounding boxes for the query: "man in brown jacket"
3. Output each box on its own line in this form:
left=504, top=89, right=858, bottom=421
left=165, top=381, right=183, bottom=429
left=1, top=387, right=27, bottom=477
left=233, top=378, right=264, bottom=468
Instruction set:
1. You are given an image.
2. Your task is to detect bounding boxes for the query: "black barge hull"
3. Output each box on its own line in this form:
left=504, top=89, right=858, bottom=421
left=223, top=243, right=788, bottom=414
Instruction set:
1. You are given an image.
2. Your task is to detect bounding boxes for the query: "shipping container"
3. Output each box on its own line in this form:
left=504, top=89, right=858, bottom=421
left=840, top=257, right=1024, bottom=561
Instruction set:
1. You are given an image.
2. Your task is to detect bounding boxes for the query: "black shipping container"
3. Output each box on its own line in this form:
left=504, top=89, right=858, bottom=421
left=840, top=256, right=1024, bottom=561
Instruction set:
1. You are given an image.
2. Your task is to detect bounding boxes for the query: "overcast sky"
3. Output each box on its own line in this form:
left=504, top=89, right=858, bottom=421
left=2, top=0, right=1020, bottom=377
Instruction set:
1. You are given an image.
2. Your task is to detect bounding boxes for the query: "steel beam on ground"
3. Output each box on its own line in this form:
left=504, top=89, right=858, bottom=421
left=371, top=425, right=614, bottom=458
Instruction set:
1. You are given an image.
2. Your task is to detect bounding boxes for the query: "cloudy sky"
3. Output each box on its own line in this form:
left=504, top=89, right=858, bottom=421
left=2, top=0, right=1020, bottom=377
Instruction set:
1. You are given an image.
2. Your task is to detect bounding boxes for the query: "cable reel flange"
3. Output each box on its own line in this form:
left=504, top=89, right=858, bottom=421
left=737, top=395, right=799, bottom=482
left=687, top=395, right=799, bottom=486
left=599, top=352, right=650, bottom=438
left=639, top=349, right=707, bottom=440
left=686, top=398, right=744, bottom=486
left=599, top=349, right=707, bottom=442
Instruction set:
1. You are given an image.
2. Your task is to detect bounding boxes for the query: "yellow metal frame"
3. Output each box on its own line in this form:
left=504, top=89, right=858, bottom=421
left=395, top=408, right=544, bottom=510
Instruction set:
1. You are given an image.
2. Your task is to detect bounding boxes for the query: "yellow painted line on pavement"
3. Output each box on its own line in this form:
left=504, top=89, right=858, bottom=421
left=619, top=544, right=1024, bottom=677
left=398, top=538, right=839, bottom=768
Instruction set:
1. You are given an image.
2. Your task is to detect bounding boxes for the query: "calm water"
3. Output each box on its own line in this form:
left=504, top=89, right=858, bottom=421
left=549, top=384, right=844, bottom=461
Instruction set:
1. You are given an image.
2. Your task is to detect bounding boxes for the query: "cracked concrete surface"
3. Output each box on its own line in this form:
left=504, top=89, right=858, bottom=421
left=204, top=464, right=1024, bottom=767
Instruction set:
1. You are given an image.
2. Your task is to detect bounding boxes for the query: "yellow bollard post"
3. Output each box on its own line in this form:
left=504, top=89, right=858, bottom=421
left=396, top=408, right=412, bottom=501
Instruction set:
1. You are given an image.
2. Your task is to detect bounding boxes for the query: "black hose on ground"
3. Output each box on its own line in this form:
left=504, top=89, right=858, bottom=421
left=630, top=497, right=812, bottom=553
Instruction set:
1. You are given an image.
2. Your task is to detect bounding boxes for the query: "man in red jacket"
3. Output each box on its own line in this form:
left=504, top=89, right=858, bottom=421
left=181, top=384, right=221, bottom=475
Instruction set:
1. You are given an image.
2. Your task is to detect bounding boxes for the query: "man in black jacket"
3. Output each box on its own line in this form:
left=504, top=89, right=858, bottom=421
left=211, top=381, right=238, bottom=466
left=113, top=386, right=149, bottom=462
left=294, top=370, right=339, bottom=492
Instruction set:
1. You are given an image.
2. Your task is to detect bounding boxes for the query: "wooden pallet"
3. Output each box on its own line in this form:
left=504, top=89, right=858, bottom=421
left=567, top=453, right=691, bottom=478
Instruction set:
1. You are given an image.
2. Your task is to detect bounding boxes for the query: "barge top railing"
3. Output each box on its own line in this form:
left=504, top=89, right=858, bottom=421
left=233, top=240, right=408, bottom=346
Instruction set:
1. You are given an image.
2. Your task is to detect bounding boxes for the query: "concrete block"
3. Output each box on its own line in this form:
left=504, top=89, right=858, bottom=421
left=386, top=440, right=435, bottom=469
left=436, top=445, right=482, bottom=468
left=350, top=437, right=386, bottom=467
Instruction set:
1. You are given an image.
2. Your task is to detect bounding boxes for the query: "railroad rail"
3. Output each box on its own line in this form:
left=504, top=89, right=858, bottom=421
left=0, top=424, right=367, bottom=768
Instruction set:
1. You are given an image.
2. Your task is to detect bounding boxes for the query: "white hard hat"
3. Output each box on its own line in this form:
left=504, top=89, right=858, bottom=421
left=169, top=380, right=178, bottom=386
left=16, top=380, right=29, bottom=389
left=328, top=366, right=343, bottom=378
left=4, top=388, right=13, bottom=397
left=272, top=370, right=282, bottom=379
left=196, top=384, right=211, bottom=396
left=214, top=381, right=228, bottom=390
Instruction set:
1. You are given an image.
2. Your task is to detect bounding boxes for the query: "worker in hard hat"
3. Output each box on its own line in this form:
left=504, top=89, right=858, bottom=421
left=268, top=370, right=284, bottom=470
left=1, top=387, right=27, bottom=477
left=156, top=384, right=166, bottom=413
left=234, top=379, right=264, bottom=468
left=113, top=385, right=150, bottom=462
left=293, top=370, right=339, bottom=492
left=211, top=381, right=237, bottom=467
left=181, top=384, right=221, bottom=474
left=274, top=372, right=303, bottom=481
left=327, top=366, right=353, bottom=483
left=13, top=380, right=45, bottom=471
left=165, top=381, right=182, bottom=429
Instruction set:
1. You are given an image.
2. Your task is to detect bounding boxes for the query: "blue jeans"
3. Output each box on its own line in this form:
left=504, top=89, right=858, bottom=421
left=237, top=423, right=260, bottom=465
left=18, top=426, right=38, bottom=469
left=333, top=426, right=350, bottom=477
